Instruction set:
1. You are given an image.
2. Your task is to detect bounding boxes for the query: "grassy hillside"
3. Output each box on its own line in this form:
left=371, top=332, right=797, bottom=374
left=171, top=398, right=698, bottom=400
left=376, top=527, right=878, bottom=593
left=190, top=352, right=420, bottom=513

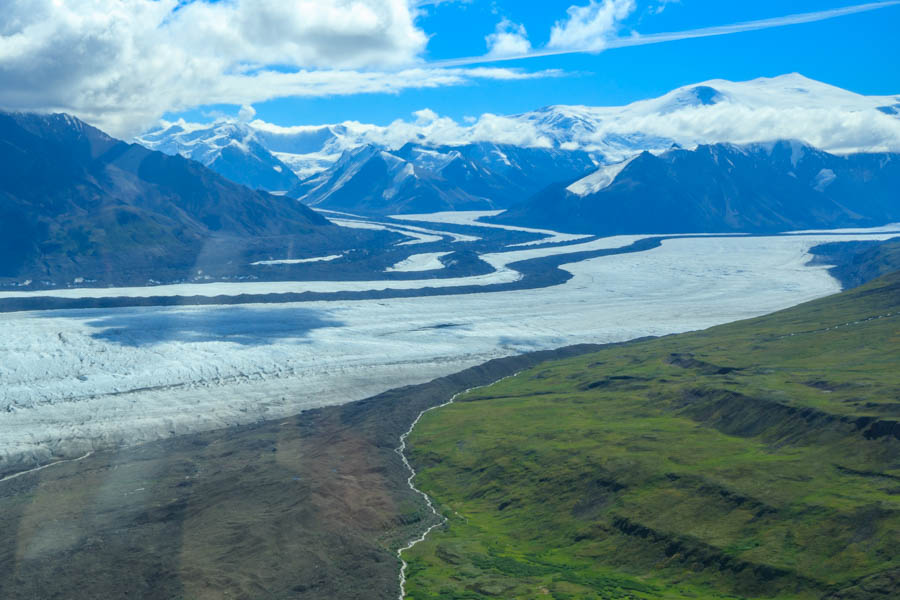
left=404, top=271, right=900, bottom=599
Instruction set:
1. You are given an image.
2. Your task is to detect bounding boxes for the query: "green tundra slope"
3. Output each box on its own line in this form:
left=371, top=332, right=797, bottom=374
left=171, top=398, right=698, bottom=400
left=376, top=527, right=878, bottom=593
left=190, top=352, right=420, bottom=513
left=404, top=271, right=900, bottom=600
left=810, top=238, right=900, bottom=290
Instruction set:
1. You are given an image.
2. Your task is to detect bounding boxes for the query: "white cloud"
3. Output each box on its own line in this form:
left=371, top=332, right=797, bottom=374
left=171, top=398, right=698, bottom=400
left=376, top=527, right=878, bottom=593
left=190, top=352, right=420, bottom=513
left=413, top=108, right=441, bottom=123
left=438, top=1, right=900, bottom=67
left=413, top=0, right=469, bottom=6
left=548, top=0, right=636, bottom=52
left=192, top=106, right=556, bottom=159
left=0, top=0, right=558, bottom=137
left=607, top=1, right=900, bottom=51
left=361, top=110, right=554, bottom=149
left=653, top=0, right=681, bottom=15
left=166, top=0, right=427, bottom=69
left=485, top=19, right=532, bottom=58
left=587, top=105, right=900, bottom=157
left=238, top=104, right=257, bottom=123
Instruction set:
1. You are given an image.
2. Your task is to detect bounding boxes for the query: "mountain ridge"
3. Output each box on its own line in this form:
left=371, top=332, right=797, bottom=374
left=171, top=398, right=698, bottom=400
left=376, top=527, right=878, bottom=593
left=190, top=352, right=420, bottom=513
left=0, top=111, right=382, bottom=288
left=134, top=74, right=900, bottom=194
left=493, top=140, right=900, bottom=234
left=290, top=141, right=597, bottom=214
left=137, top=120, right=302, bottom=191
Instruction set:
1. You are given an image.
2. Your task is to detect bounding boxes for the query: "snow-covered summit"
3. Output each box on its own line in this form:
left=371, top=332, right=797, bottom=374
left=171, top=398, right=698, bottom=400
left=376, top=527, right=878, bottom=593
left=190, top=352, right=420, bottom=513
left=137, top=120, right=301, bottom=192
left=517, top=74, right=900, bottom=161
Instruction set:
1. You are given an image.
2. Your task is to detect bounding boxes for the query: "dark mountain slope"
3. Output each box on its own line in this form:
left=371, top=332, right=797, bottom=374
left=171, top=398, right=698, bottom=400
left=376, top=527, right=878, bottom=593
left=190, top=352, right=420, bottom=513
left=0, top=112, right=381, bottom=287
left=494, top=141, right=900, bottom=234
left=291, top=145, right=484, bottom=215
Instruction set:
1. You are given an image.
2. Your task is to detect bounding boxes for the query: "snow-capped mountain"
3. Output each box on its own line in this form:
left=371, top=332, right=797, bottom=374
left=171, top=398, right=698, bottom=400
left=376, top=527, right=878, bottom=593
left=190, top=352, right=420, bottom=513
left=494, top=140, right=900, bottom=235
left=136, top=74, right=900, bottom=194
left=137, top=121, right=302, bottom=192
left=514, top=73, right=900, bottom=161
left=291, top=142, right=597, bottom=214
left=250, top=122, right=389, bottom=179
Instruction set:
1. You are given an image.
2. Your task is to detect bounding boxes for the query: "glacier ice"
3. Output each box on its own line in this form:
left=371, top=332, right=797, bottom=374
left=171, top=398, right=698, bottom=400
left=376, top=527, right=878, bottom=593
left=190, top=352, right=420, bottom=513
left=1, top=223, right=898, bottom=476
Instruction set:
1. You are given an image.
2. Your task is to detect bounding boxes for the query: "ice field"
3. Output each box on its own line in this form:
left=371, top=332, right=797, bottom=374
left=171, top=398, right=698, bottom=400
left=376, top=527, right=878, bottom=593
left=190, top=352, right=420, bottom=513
left=1, top=214, right=898, bottom=476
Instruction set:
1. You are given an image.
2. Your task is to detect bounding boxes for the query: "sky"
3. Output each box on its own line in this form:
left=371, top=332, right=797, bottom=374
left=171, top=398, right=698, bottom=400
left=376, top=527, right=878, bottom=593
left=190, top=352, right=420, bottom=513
left=1, top=0, right=898, bottom=137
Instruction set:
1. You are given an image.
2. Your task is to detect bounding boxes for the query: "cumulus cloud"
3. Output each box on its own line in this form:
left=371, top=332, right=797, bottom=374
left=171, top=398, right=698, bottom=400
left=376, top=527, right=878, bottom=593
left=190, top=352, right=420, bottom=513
left=485, top=19, right=532, bottom=58
left=354, top=109, right=554, bottom=149
left=0, top=0, right=557, bottom=137
left=238, top=104, right=257, bottom=123
left=653, top=0, right=681, bottom=15
left=167, top=0, right=427, bottom=69
left=548, top=0, right=636, bottom=52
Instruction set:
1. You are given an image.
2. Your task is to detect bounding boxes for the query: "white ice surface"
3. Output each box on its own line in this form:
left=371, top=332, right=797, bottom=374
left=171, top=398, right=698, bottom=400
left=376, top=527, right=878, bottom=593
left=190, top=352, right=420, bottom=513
left=0, top=231, right=896, bottom=474
left=786, top=223, right=900, bottom=234
left=377, top=222, right=479, bottom=244
left=329, top=214, right=480, bottom=243
left=0, top=234, right=651, bottom=300
left=319, top=210, right=478, bottom=244
left=251, top=255, right=343, bottom=266
left=386, top=253, right=451, bottom=273
left=328, top=218, right=444, bottom=245
left=391, top=211, right=592, bottom=247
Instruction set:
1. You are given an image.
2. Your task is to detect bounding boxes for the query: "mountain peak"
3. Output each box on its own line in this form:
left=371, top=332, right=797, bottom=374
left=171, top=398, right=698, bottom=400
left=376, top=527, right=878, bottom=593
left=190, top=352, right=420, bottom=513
left=5, top=110, right=112, bottom=140
left=136, top=118, right=300, bottom=192
left=496, top=138, right=900, bottom=235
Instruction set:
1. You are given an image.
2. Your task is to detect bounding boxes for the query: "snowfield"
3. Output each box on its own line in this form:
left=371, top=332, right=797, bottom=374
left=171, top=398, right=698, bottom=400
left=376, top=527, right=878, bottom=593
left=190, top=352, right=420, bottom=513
left=251, top=254, right=343, bottom=266
left=392, top=211, right=592, bottom=247
left=386, top=253, right=452, bottom=273
left=0, top=226, right=897, bottom=476
left=327, top=217, right=444, bottom=245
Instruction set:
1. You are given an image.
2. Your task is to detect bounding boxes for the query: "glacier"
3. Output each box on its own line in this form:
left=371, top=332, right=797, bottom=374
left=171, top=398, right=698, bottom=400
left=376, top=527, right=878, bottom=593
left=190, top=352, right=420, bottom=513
left=1, top=217, right=898, bottom=476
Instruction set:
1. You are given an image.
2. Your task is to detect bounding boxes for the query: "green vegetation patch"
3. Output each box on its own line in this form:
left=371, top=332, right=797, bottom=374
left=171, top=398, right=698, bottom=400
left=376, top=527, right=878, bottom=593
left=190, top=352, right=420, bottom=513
left=404, top=272, right=900, bottom=600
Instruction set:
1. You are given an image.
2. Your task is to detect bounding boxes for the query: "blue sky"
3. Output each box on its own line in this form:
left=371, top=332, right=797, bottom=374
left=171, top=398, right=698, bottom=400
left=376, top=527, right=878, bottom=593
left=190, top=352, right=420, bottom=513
left=173, top=0, right=900, bottom=127
left=2, top=0, right=898, bottom=136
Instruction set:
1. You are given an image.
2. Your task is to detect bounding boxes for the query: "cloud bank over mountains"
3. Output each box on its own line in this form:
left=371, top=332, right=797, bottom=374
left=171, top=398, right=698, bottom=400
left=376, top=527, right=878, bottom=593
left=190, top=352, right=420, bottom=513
left=145, top=74, right=900, bottom=182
